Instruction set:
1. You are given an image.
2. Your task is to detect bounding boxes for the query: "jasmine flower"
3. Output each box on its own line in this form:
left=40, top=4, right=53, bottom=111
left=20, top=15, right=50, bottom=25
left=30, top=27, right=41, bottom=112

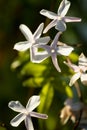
left=13, top=23, right=50, bottom=61
left=31, top=32, right=74, bottom=72
left=8, top=95, right=48, bottom=130
left=40, top=0, right=81, bottom=33
left=64, top=53, right=87, bottom=86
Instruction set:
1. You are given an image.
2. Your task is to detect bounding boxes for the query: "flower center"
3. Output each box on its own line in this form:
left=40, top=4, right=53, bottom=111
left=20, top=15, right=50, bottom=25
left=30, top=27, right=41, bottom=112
left=24, top=110, right=29, bottom=115
left=58, top=16, right=62, bottom=20
left=51, top=49, right=55, bottom=53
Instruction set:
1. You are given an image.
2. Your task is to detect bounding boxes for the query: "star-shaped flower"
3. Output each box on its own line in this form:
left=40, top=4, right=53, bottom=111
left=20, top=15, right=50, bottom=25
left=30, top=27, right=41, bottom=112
left=64, top=53, right=87, bottom=86
left=40, top=0, right=81, bottom=33
left=8, top=95, right=48, bottom=130
left=31, top=32, right=74, bottom=72
left=13, top=23, right=50, bottom=61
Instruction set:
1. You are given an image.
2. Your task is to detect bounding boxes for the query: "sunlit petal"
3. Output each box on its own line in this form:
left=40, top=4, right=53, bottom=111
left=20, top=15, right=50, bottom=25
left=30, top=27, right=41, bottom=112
left=79, top=53, right=87, bottom=66
left=57, top=45, right=74, bottom=56
left=30, top=111, right=48, bottom=119
left=55, top=20, right=66, bottom=32
left=81, top=73, right=87, bottom=85
left=58, top=0, right=70, bottom=17
left=69, top=72, right=81, bottom=86
left=25, top=116, right=34, bottom=130
left=26, top=96, right=40, bottom=112
left=8, top=101, right=26, bottom=113
left=10, top=113, right=26, bottom=127
left=33, top=23, right=44, bottom=39
left=51, top=53, right=61, bottom=72
left=40, top=9, right=57, bottom=19
left=19, top=24, right=33, bottom=41
left=64, top=16, right=81, bottom=22
left=43, top=19, right=57, bottom=33
left=64, top=61, right=80, bottom=72
left=14, top=41, right=32, bottom=51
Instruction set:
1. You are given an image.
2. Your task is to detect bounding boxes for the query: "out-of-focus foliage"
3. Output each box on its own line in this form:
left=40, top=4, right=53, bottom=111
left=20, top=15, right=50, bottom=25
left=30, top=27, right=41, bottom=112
left=0, top=0, right=87, bottom=130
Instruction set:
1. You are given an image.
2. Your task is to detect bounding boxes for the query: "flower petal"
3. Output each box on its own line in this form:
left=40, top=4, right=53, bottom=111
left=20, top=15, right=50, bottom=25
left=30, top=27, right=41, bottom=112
left=81, top=73, right=87, bottom=85
left=10, top=113, right=26, bottom=127
left=14, top=41, right=32, bottom=51
left=43, top=19, right=57, bottom=33
left=51, top=32, right=62, bottom=48
left=30, top=111, right=48, bottom=119
left=36, top=36, right=50, bottom=45
left=58, top=0, right=70, bottom=17
left=8, top=101, right=26, bottom=113
left=64, top=16, right=81, bottom=22
left=57, top=44, right=74, bottom=56
left=26, top=96, right=40, bottom=112
left=19, top=24, right=33, bottom=42
left=33, top=23, right=44, bottom=39
left=64, top=61, right=80, bottom=72
left=69, top=72, right=81, bottom=86
left=79, top=53, right=87, bottom=67
left=55, top=20, right=66, bottom=32
left=25, top=116, right=34, bottom=130
left=40, top=9, right=57, bottom=19
left=30, top=48, right=49, bottom=63
left=51, top=53, right=61, bottom=72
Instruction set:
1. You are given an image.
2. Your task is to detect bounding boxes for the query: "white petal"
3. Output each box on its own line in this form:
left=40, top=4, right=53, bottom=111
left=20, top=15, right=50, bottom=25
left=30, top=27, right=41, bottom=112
left=36, top=36, right=50, bottom=45
left=30, top=49, right=49, bottom=63
left=79, top=53, right=87, bottom=66
left=58, top=0, right=70, bottom=17
left=25, top=116, right=34, bottom=130
left=30, top=111, right=48, bottom=119
left=55, top=20, right=66, bottom=32
left=19, top=24, right=33, bottom=42
left=10, top=113, right=26, bottom=127
left=8, top=101, right=26, bottom=113
left=81, top=73, right=87, bottom=85
left=26, top=96, right=40, bottom=112
left=64, top=61, right=80, bottom=72
left=51, top=53, right=61, bottom=72
left=64, top=16, right=82, bottom=22
left=51, top=32, right=62, bottom=48
left=57, top=44, right=74, bottom=56
left=14, top=41, right=32, bottom=51
left=33, top=23, right=44, bottom=39
left=69, top=72, right=81, bottom=86
left=40, top=9, right=57, bottom=19
left=43, top=19, right=57, bottom=33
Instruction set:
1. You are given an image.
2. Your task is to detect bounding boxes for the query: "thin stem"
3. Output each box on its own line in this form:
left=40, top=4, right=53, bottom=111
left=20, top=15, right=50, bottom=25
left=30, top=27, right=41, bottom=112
left=73, top=82, right=83, bottom=130
left=73, top=109, right=83, bottom=130
left=74, top=81, right=82, bottom=101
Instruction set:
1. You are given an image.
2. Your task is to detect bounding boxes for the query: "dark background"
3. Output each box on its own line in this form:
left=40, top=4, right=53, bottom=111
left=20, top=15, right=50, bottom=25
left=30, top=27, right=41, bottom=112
left=0, top=0, right=87, bottom=130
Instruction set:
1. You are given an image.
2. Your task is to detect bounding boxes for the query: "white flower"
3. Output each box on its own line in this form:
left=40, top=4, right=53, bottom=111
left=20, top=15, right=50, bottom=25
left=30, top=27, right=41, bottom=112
left=13, top=23, right=50, bottom=61
left=31, top=32, right=74, bottom=72
left=40, top=0, right=81, bottom=33
left=8, top=96, right=48, bottom=130
left=64, top=53, right=87, bottom=86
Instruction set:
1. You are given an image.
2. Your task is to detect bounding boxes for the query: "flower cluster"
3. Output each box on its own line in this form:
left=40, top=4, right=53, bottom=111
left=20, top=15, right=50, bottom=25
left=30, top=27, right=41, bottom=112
left=8, top=0, right=87, bottom=130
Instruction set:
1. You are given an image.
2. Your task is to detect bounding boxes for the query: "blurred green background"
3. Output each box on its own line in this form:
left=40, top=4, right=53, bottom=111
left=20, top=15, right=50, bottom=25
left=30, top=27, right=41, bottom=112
left=0, top=0, right=87, bottom=130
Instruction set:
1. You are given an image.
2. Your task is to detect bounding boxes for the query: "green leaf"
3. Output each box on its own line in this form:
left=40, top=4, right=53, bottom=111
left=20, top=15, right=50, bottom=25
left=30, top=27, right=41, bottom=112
left=21, top=62, right=47, bottom=77
left=65, top=85, right=73, bottom=98
left=23, top=77, right=45, bottom=87
left=38, top=82, right=54, bottom=113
